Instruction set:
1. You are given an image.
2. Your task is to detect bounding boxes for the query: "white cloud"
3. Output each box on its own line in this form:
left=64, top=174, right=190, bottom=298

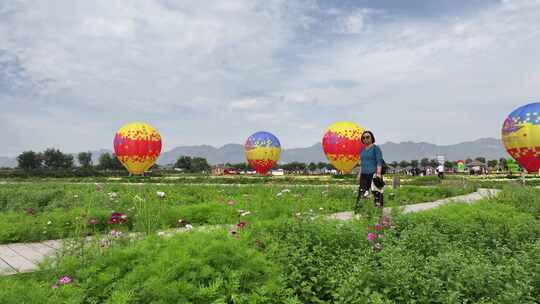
left=1, top=0, right=540, bottom=154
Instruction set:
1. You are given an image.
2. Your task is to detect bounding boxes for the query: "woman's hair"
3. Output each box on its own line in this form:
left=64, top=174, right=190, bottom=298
left=361, top=130, right=375, bottom=144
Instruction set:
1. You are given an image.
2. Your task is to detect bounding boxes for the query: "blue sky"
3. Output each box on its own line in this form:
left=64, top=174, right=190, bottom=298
left=0, top=0, right=539, bottom=156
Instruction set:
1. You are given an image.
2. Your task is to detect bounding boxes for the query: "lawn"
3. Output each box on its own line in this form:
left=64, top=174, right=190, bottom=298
left=0, top=184, right=538, bottom=303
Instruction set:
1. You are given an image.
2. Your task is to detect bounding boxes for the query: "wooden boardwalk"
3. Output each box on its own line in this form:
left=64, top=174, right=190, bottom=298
left=0, top=188, right=500, bottom=276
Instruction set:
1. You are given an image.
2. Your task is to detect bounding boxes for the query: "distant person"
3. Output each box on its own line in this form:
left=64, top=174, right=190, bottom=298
left=437, top=164, right=445, bottom=179
left=356, top=131, right=385, bottom=208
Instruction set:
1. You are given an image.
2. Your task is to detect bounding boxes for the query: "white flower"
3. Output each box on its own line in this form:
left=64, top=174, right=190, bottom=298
left=319, top=207, right=324, bottom=210
left=237, top=209, right=245, bottom=213
left=157, top=231, right=166, bottom=236
left=185, top=224, right=193, bottom=230
left=156, top=191, right=165, bottom=198
left=47, top=221, right=52, bottom=225
left=73, top=195, right=79, bottom=198
left=120, top=215, right=128, bottom=219
left=276, top=192, right=283, bottom=197
left=108, top=192, right=118, bottom=199
left=281, top=189, right=291, bottom=193
left=241, top=211, right=251, bottom=217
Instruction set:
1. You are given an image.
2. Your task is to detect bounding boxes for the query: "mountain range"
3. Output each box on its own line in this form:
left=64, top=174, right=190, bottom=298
left=0, top=138, right=508, bottom=168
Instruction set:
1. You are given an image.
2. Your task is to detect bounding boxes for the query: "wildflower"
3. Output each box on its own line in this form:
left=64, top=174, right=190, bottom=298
left=185, top=224, right=193, bottom=230
left=378, top=234, right=384, bottom=239
left=240, top=211, right=251, bottom=217
left=100, top=238, right=110, bottom=248
left=47, top=221, right=52, bottom=225
left=281, top=189, right=291, bottom=193
left=58, top=276, right=72, bottom=285
left=27, top=208, right=33, bottom=214
left=373, top=243, right=383, bottom=251
left=237, top=221, right=247, bottom=229
left=319, top=207, right=324, bottom=211
left=108, top=192, right=118, bottom=199
left=295, top=212, right=302, bottom=217
left=374, top=223, right=382, bottom=231
left=178, top=219, right=190, bottom=227
left=73, top=195, right=79, bottom=199
left=109, top=230, right=123, bottom=238
left=157, top=231, right=166, bottom=236
left=367, top=233, right=376, bottom=241
left=276, top=192, right=283, bottom=197
left=227, top=200, right=236, bottom=206
left=88, top=219, right=98, bottom=225
left=107, top=212, right=127, bottom=224
left=52, top=284, right=59, bottom=289
left=156, top=191, right=165, bottom=198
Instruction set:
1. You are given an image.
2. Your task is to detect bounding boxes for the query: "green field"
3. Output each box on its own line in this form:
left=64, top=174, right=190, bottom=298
left=0, top=177, right=539, bottom=303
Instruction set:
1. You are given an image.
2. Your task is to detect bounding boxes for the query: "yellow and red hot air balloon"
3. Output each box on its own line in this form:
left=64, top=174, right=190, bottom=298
left=502, top=102, right=540, bottom=173
left=322, top=121, right=365, bottom=173
left=113, top=122, right=162, bottom=175
left=244, top=131, right=281, bottom=175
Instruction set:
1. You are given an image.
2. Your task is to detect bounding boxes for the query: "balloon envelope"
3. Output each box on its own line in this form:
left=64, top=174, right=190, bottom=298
left=113, top=122, right=162, bottom=175
left=244, top=131, right=281, bottom=175
left=502, top=102, right=540, bottom=173
left=322, top=121, right=365, bottom=173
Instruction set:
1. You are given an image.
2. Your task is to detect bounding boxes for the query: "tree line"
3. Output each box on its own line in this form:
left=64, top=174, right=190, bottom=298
left=14, top=148, right=510, bottom=174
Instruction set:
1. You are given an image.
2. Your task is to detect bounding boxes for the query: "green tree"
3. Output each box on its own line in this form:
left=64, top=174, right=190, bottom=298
left=191, top=157, right=210, bottom=173
left=175, top=156, right=192, bottom=171
left=475, top=157, right=486, bottom=164
left=420, top=158, right=430, bottom=168
left=77, top=152, right=93, bottom=168
left=17, top=151, right=42, bottom=170
left=399, top=160, right=409, bottom=168
left=42, top=148, right=73, bottom=169
left=308, top=162, right=317, bottom=172
left=410, top=160, right=419, bottom=168
left=487, top=159, right=498, bottom=168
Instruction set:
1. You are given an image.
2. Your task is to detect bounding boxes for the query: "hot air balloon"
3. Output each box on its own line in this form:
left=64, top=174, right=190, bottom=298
left=502, top=102, right=540, bottom=173
left=322, top=121, right=365, bottom=173
left=244, top=131, right=281, bottom=175
left=113, top=122, right=162, bottom=175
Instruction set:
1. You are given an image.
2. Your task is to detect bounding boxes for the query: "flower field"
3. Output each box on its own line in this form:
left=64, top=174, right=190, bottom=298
left=0, top=180, right=538, bottom=303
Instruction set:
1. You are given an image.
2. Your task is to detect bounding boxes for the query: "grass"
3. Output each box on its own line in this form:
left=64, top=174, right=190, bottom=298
left=0, top=182, right=475, bottom=244
left=0, top=185, right=538, bottom=303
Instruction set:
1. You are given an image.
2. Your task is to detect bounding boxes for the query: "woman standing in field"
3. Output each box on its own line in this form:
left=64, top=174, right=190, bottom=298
left=356, top=130, right=385, bottom=208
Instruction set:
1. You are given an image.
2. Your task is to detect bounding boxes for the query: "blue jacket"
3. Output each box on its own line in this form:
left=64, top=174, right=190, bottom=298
left=360, top=145, right=383, bottom=174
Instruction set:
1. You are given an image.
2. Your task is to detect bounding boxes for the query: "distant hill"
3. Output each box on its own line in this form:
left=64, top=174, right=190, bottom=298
left=0, top=138, right=509, bottom=168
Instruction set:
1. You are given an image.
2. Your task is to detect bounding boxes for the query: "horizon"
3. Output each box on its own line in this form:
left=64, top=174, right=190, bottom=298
left=0, top=136, right=502, bottom=158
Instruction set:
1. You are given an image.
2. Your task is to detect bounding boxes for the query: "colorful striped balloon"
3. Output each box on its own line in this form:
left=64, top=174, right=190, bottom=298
left=502, top=102, right=540, bottom=173
left=244, top=131, right=281, bottom=175
left=113, top=122, right=162, bottom=175
left=322, top=121, right=365, bottom=173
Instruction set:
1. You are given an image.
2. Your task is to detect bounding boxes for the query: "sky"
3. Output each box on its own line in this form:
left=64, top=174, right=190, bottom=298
left=1, top=0, right=539, bottom=156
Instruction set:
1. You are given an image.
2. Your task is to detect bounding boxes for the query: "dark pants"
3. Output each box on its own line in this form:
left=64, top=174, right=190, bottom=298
left=358, top=173, right=384, bottom=208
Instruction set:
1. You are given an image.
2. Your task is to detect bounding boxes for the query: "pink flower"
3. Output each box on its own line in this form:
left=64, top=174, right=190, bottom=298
left=237, top=221, right=247, bottom=229
left=27, top=208, right=33, bottom=214
left=52, top=284, right=59, bottom=289
left=374, top=223, right=382, bottom=231
left=367, top=233, right=376, bottom=241
left=378, top=234, right=384, bottom=239
left=88, top=219, right=97, bottom=225
left=227, top=200, right=236, bottom=206
left=58, top=276, right=72, bottom=285
left=107, top=212, right=127, bottom=224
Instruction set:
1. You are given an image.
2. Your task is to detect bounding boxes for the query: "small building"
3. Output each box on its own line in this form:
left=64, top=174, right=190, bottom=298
left=211, top=164, right=237, bottom=175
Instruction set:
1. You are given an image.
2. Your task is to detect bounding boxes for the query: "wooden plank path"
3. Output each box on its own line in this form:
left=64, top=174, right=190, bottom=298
left=0, top=188, right=500, bottom=276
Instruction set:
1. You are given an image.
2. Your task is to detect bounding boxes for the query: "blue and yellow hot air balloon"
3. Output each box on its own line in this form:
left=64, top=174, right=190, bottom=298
left=244, top=131, right=281, bottom=175
left=502, top=102, right=540, bottom=173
